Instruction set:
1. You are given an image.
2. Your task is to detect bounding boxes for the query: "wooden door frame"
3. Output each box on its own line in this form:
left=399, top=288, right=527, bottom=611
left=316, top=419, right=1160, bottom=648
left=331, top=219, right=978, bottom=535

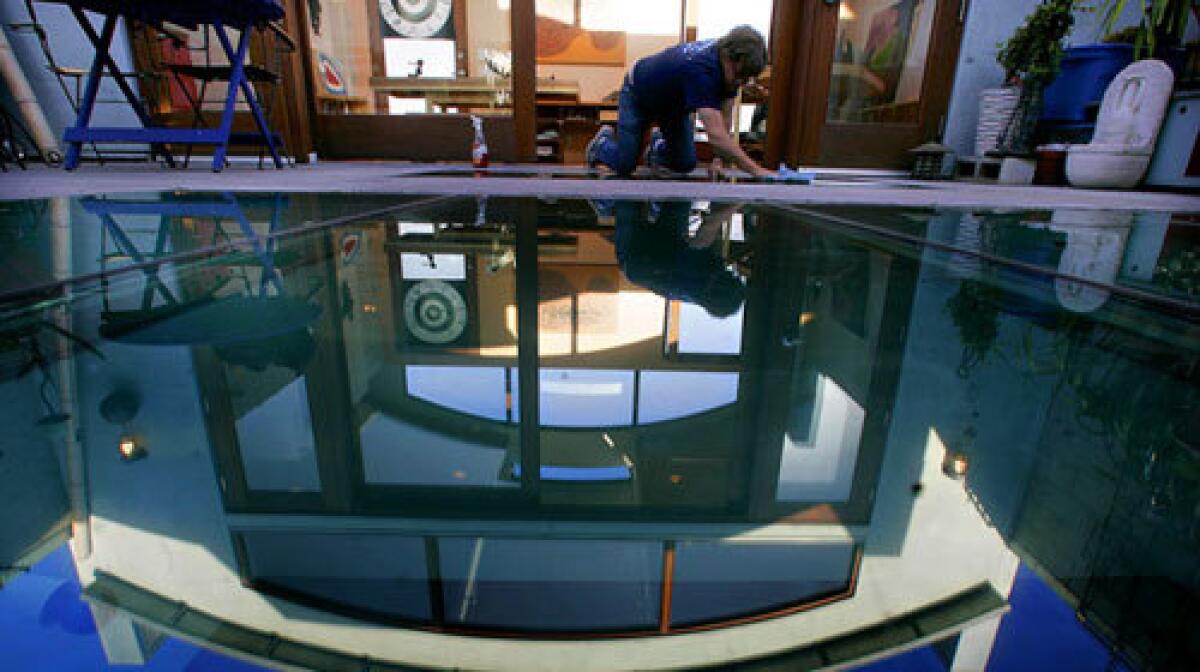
left=512, top=0, right=537, bottom=162
left=766, top=0, right=967, bottom=169
left=279, top=0, right=316, bottom=162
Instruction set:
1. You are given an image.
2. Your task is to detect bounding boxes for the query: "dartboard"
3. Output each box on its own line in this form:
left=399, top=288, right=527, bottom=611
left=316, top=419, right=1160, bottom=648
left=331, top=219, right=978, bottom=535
left=403, top=280, right=468, bottom=344
left=380, top=0, right=454, bottom=38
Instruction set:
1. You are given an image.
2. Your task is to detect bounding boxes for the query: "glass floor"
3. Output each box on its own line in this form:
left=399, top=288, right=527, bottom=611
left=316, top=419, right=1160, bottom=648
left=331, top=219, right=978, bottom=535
left=0, top=192, right=1197, bottom=671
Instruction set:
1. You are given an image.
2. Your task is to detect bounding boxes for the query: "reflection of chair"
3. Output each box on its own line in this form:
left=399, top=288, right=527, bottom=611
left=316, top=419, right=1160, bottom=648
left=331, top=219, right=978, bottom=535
left=163, top=21, right=295, bottom=168
left=87, top=194, right=320, bottom=346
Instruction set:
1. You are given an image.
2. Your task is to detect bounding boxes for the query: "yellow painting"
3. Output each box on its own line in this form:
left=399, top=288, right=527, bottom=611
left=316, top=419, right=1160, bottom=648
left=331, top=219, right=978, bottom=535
left=536, top=15, right=625, bottom=66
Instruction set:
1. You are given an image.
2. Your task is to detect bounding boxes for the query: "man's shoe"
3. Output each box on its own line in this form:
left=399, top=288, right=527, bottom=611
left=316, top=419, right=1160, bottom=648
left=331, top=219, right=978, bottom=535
left=586, top=125, right=614, bottom=171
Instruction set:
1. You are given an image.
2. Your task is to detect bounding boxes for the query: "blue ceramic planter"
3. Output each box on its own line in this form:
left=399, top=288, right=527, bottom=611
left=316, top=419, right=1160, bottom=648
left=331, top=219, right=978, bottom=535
left=1041, top=44, right=1135, bottom=123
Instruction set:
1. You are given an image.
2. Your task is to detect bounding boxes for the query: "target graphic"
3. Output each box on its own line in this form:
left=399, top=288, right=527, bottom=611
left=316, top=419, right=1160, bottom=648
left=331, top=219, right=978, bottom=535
left=403, top=279, right=468, bottom=344
left=380, top=0, right=454, bottom=38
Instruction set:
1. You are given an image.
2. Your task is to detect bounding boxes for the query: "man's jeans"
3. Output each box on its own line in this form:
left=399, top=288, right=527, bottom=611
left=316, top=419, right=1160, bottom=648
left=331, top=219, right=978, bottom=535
left=593, top=76, right=697, bottom=176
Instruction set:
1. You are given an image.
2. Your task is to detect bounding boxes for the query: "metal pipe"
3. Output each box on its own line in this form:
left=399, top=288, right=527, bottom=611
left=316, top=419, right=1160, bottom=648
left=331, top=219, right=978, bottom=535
left=50, top=196, right=91, bottom=558
left=0, top=26, right=63, bottom=165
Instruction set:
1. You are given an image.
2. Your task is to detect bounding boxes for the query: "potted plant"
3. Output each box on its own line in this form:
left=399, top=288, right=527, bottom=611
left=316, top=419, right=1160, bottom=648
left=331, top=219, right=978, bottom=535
left=995, top=0, right=1077, bottom=155
left=1100, top=0, right=1198, bottom=63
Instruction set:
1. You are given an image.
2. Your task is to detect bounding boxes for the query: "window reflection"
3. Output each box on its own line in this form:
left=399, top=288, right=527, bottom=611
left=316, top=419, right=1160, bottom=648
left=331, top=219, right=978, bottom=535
left=676, top=301, right=744, bottom=355
left=405, top=365, right=508, bottom=421
left=670, top=542, right=856, bottom=627
left=777, top=375, right=865, bottom=503
left=243, top=532, right=432, bottom=621
left=361, top=415, right=512, bottom=487
left=236, top=377, right=321, bottom=493
left=439, top=538, right=662, bottom=631
left=638, top=371, right=739, bottom=424
left=521, top=368, right=635, bottom=427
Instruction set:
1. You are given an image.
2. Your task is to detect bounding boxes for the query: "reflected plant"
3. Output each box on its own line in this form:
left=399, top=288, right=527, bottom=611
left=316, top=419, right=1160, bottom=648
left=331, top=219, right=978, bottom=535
left=0, top=310, right=105, bottom=382
left=1095, top=0, right=1199, bottom=58
left=945, top=279, right=1004, bottom=378
left=1154, top=246, right=1200, bottom=300
left=1040, top=315, right=1200, bottom=528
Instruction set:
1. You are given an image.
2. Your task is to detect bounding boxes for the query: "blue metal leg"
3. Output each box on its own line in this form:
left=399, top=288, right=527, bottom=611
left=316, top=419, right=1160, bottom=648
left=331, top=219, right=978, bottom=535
left=99, top=213, right=179, bottom=306
left=71, top=8, right=175, bottom=168
left=214, top=22, right=283, bottom=170
left=211, top=21, right=249, bottom=173
left=238, top=75, right=283, bottom=169
left=63, top=12, right=116, bottom=170
left=225, top=193, right=284, bottom=295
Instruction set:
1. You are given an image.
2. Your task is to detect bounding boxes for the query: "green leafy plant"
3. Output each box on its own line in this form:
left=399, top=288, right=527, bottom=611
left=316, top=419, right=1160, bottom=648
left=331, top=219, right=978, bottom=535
left=1102, top=25, right=1143, bottom=43
left=998, top=0, right=1078, bottom=88
left=996, top=0, right=1077, bottom=154
left=1099, top=0, right=1199, bottom=57
left=1154, top=246, right=1200, bottom=298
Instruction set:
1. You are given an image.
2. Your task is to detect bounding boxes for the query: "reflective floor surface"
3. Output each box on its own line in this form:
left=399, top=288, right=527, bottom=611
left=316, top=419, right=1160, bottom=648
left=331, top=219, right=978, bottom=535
left=0, top=192, right=1197, bottom=671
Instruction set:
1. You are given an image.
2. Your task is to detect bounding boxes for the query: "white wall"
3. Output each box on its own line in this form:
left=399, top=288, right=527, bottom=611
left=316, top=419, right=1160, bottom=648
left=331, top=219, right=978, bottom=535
left=0, top=2, right=141, bottom=144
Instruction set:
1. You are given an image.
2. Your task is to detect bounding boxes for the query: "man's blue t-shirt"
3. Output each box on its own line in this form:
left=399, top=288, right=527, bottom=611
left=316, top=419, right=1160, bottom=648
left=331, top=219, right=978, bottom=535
left=630, top=40, right=731, bottom=119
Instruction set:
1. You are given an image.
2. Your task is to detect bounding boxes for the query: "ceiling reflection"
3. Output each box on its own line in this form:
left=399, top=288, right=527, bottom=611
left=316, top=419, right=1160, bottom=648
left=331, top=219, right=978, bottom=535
left=1, top=193, right=1197, bottom=670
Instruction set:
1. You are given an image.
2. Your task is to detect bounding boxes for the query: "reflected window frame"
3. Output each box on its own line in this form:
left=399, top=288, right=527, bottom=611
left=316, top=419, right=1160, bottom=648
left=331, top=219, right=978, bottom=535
left=232, top=530, right=862, bottom=637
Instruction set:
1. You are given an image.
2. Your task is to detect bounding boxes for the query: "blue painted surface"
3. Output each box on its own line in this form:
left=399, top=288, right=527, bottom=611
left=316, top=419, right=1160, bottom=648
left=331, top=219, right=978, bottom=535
left=988, top=564, right=1130, bottom=672
left=511, top=464, right=634, bottom=481
left=1041, top=45, right=1134, bottom=122
left=0, top=544, right=269, bottom=672
left=852, top=563, right=1129, bottom=672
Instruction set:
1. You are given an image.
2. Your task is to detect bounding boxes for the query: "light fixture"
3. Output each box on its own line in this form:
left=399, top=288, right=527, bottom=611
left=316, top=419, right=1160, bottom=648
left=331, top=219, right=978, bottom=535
left=101, top=387, right=145, bottom=462
left=839, top=4, right=857, bottom=21
left=117, top=435, right=146, bottom=462
left=942, top=450, right=969, bottom=479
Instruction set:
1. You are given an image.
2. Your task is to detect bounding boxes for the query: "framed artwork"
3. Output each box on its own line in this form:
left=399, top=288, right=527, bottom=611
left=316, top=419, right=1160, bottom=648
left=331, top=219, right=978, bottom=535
left=862, top=0, right=920, bottom=103
left=535, top=15, right=625, bottom=66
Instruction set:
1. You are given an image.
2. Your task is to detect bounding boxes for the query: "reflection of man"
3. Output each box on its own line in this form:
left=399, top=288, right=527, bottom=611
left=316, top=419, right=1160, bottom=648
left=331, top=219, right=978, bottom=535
left=613, top=200, right=745, bottom=318
left=586, top=26, right=775, bottom=178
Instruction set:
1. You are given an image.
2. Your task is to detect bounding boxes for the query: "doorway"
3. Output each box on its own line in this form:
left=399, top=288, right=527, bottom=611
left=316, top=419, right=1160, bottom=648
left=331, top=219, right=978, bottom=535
left=287, top=0, right=965, bottom=169
left=767, top=0, right=966, bottom=169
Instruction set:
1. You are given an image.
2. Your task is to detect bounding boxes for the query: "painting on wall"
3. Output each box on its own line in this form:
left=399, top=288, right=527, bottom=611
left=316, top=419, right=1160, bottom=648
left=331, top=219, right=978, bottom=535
left=535, top=15, right=626, bottom=66
left=862, top=0, right=921, bottom=104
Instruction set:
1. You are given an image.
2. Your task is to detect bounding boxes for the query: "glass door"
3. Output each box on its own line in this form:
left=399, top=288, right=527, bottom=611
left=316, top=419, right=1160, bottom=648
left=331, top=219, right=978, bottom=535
left=300, top=0, right=531, bottom=160
left=768, top=0, right=966, bottom=169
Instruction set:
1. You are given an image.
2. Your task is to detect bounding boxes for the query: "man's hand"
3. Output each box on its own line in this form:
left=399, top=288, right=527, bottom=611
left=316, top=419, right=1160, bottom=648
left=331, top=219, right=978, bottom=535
left=709, top=157, right=726, bottom=181
left=697, top=107, right=772, bottom=178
